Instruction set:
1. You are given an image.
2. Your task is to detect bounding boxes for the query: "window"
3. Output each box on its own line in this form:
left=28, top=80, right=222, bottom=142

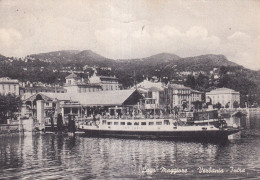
left=164, top=120, right=170, bottom=125
left=120, top=122, right=125, bottom=125
left=149, top=122, right=154, bottom=125
left=134, top=122, right=139, bottom=125
left=156, top=122, right=162, bottom=125
left=114, top=122, right=118, bottom=125
left=127, top=122, right=132, bottom=125
left=107, top=122, right=112, bottom=125
left=141, top=122, right=146, bottom=125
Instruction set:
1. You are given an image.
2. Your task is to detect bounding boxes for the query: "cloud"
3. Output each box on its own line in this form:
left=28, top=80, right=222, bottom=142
left=0, top=0, right=259, bottom=70
left=0, top=28, right=22, bottom=46
left=222, top=32, right=260, bottom=70
left=227, top=32, right=251, bottom=41
left=186, top=26, right=208, bottom=39
left=94, top=25, right=221, bottom=59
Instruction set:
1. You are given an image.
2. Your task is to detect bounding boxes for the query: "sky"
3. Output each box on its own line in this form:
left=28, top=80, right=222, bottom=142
left=0, top=0, right=260, bottom=70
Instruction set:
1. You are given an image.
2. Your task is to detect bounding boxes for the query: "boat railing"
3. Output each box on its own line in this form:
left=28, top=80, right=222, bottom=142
left=76, top=113, right=177, bottom=123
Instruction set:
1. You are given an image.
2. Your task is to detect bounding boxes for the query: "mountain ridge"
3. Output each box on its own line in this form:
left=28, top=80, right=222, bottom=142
left=28, top=50, right=239, bottom=66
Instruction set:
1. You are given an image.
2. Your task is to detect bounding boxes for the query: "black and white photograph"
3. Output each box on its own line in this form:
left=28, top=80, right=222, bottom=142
left=0, top=0, right=260, bottom=179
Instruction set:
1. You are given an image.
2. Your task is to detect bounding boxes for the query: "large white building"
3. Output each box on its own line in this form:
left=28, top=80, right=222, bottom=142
left=206, top=88, right=240, bottom=108
left=0, top=77, right=19, bottom=96
left=167, top=84, right=203, bottom=109
left=88, top=72, right=120, bottom=91
left=64, top=73, right=102, bottom=93
left=135, top=80, right=167, bottom=108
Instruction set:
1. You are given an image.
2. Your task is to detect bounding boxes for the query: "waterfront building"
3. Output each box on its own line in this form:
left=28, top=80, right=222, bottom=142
left=167, top=84, right=203, bottom=109
left=0, top=77, right=19, bottom=96
left=206, top=88, right=240, bottom=108
left=24, top=89, right=143, bottom=127
left=88, top=72, right=120, bottom=91
left=136, top=80, right=167, bottom=108
left=64, top=72, right=103, bottom=93
left=191, top=90, right=203, bottom=102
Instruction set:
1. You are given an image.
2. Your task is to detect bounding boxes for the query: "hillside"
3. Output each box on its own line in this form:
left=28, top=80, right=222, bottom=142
left=22, top=50, right=242, bottom=87
left=171, top=54, right=239, bottom=71
left=29, top=50, right=113, bottom=66
left=140, top=52, right=181, bottom=65
left=0, top=49, right=259, bottom=104
left=28, top=50, right=238, bottom=71
left=0, top=54, right=6, bottom=61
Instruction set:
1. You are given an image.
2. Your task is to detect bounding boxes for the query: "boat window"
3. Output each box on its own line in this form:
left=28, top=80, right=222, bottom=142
left=127, top=122, right=132, bottom=125
left=149, top=122, right=154, bottom=125
left=102, top=120, right=106, bottom=125
left=120, top=122, right=125, bottom=125
left=107, top=122, right=112, bottom=125
left=134, top=122, right=139, bottom=125
left=164, top=120, right=170, bottom=125
left=141, top=122, right=146, bottom=125
left=156, top=122, right=162, bottom=125
left=114, top=122, right=118, bottom=125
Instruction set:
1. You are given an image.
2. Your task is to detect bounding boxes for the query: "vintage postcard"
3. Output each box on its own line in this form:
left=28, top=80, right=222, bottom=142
left=0, top=0, right=259, bottom=179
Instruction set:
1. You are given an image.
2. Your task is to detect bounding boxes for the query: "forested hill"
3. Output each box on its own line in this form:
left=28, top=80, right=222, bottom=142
left=28, top=50, right=238, bottom=70
left=29, top=50, right=114, bottom=66
left=0, top=50, right=244, bottom=86
left=0, top=54, right=6, bottom=61
left=0, top=50, right=259, bottom=105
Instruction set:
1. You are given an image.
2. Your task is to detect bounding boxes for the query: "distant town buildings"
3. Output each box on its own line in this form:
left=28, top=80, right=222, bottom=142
left=0, top=77, right=19, bottom=96
left=206, top=88, right=240, bottom=108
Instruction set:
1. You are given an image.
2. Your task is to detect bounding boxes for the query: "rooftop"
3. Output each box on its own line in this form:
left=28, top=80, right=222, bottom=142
left=168, top=84, right=191, bottom=90
left=136, top=80, right=165, bottom=90
left=65, top=73, right=80, bottom=79
left=21, top=86, right=66, bottom=91
left=99, top=76, right=118, bottom=80
left=25, top=89, right=143, bottom=106
left=0, top=77, right=19, bottom=84
left=207, top=87, right=239, bottom=94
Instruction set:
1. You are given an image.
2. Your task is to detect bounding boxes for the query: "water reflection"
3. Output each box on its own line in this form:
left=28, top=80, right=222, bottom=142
left=0, top=116, right=259, bottom=179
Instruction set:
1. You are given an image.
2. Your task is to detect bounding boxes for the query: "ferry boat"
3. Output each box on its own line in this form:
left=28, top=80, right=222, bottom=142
left=78, top=108, right=240, bottom=141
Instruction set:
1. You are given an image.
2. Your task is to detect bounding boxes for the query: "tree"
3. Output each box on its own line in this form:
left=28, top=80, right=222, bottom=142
left=233, top=101, right=239, bottom=108
left=196, top=73, right=209, bottom=91
left=185, top=75, right=196, bottom=89
left=0, top=94, right=21, bottom=124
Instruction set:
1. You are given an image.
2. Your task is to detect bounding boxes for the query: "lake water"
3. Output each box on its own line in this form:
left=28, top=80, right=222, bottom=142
left=0, top=115, right=260, bottom=179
